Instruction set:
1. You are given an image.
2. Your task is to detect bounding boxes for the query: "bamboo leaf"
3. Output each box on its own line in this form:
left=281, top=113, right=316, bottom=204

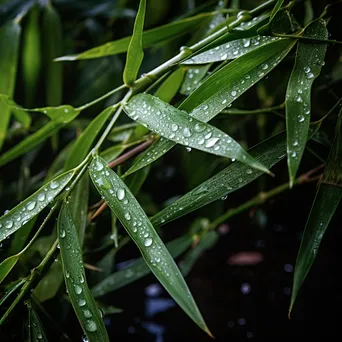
left=154, top=68, right=185, bottom=102
left=290, top=114, right=342, bottom=314
left=0, top=254, right=19, bottom=284
left=58, top=202, right=109, bottom=342
left=100, top=145, right=126, bottom=163
left=64, top=106, right=114, bottom=170
left=125, top=38, right=296, bottom=176
left=286, top=19, right=328, bottom=186
left=12, top=107, right=31, bottom=129
left=0, top=169, right=75, bottom=242
left=124, top=94, right=270, bottom=174
left=0, top=19, right=21, bottom=150
left=257, top=0, right=284, bottom=35
left=183, top=36, right=282, bottom=64
left=151, top=122, right=321, bottom=226
left=89, top=156, right=211, bottom=336
left=0, top=278, right=26, bottom=306
left=28, top=304, right=48, bottom=342
left=55, top=13, right=213, bottom=61
left=123, top=0, right=146, bottom=86
left=180, top=65, right=210, bottom=96
left=91, top=234, right=194, bottom=297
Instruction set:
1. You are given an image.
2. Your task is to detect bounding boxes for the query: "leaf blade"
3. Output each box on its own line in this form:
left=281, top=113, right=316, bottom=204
left=286, top=19, right=328, bottom=186
left=123, top=0, right=146, bottom=86
left=89, top=156, right=211, bottom=336
left=58, top=202, right=109, bottom=342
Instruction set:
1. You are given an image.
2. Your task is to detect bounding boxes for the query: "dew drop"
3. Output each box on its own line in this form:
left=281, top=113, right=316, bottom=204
left=78, top=299, right=86, bottom=307
left=5, top=220, right=13, bottom=229
left=144, top=237, right=153, bottom=247
left=194, top=122, right=205, bottom=132
left=205, top=137, right=220, bottom=148
left=304, top=66, right=311, bottom=73
left=242, top=38, right=250, bottom=47
left=221, top=53, right=228, bottom=60
left=205, top=132, right=212, bottom=139
left=83, top=309, right=92, bottom=318
left=116, top=188, right=125, bottom=200
left=262, top=63, right=268, bottom=70
left=293, top=140, right=298, bottom=146
left=171, top=124, right=178, bottom=132
left=60, top=230, right=66, bottom=238
left=27, top=201, right=36, bottom=211
left=186, top=147, right=192, bottom=152
left=37, top=333, right=43, bottom=339
left=295, top=96, right=303, bottom=103
left=183, top=127, right=191, bottom=137
left=306, top=72, right=314, bottom=79
left=222, top=99, right=227, bottom=105
left=124, top=212, right=131, bottom=221
left=231, top=90, right=237, bottom=97
left=38, top=193, right=46, bottom=201
left=74, top=285, right=82, bottom=294
left=198, top=138, right=205, bottom=145
left=50, top=181, right=59, bottom=189
left=94, top=160, right=104, bottom=171
left=298, top=115, right=305, bottom=123
left=85, top=320, right=97, bottom=332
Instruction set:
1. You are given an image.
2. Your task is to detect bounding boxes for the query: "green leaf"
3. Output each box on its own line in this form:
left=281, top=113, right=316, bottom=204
left=182, top=36, right=282, bottom=64
left=28, top=304, right=48, bottom=342
left=257, top=0, right=284, bottom=35
left=58, top=202, right=109, bottom=342
left=12, top=107, right=31, bottom=130
left=89, top=156, right=211, bottom=336
left=124, top=93, right=270, bottom=174
left=286, top=19, right=328, bottom=186
left=180, top=65, right=210, bottom=96
left=126, top=165, right=150, bottom=196
left=290, top=114, right=342, bottom=314
left=0, top=169, right=75, bottom=242
left=151, top=122, right=321, bottom=226
left=125, top=38, right=296, bottom=176
left=64, top=106, right=114, bottom=170
left=0, top=278, right=26, bottom=306
left=0, top=19, right=21, bottom=151
left=123, top=0, right=146, bottom=86
left=0, top=98, right=80, bottom=166
left=100, top=144, right=126, bottom=163
left=91, top=233, right=194, bottom=297
left=154, top=68, right=185, bottom=102
left=55, top=12, right=214, bottom=61
left=0, top=254, right=19, bottom=284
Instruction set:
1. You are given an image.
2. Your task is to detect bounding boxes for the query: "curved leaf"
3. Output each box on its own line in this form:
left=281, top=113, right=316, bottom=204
left=286, top=19, right=328, bottom=186
left=124, top=93, right=270, bottom=174
left=0, top=254, right=19, bottom=284
left=151, top=122, right=321, bottom=226
left=55, top=12, right=213, bottom=61
left=180, top=64, right=210, bottom=96
left=183, top=36, right=282, bottom=64
left=58, top=202, right=109, bottom=342
left=28, top=304, right=48, bottom=342
left=125, top=38, right=296, bottom=176
left=89, top=156, right=211, bottom=336
left=123, top=0, right=146, bottom=86
left=0, top=169, right=75, bottom=242
left=91, top=234, right=194, bottom=297
left=290, top=114, right=342, bottom=314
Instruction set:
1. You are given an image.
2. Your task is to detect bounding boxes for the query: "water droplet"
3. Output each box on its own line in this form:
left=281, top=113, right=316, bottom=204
left=116, top=188, right=125, bottom=200
left=293, top=140, right=298, bottom=146
left=85, top=320, right=97, bottom=332
left=304, top=108, right=310, bottom=115
left=291, top=151, right=297, bottom=158
left=205, top=137, right=220, bottom=148
left=221, top=195, right=228, bottom=200
left=37, top=333, right=43, bottom=339
left=205, top=132, right=212, bottom=139
left=26, top=201, right=36, bottom=211
left=124, top=212, right=131, bottom=221
left=144, top=237, right=153, bottom=247
left=50, top=181, right=59, bottom=189
left=221, top=53, right=228, bottom=60
left=262, top=63, right=268, bottom=70
left=306, top=72, right=314, bottom=79
left=5, top=220, right=13, bottom=229
left=222, top=99, right=227, bottom=105
left=198, top=138, right=205, bottom=145
left=304, top=66, right=311, bottom=73
left=242, top=38, right=250, bottom=47
left=295, top=96, right=303, bottom=103
left=298, top=115, right=305, bottom=123
left=78, top=298, right=86, bottom=307
left=194, top=122, right=205, bottom=132
left=80, top=274, right=85, bottom=283
left=94, top=160, right=104, bottom=171
left=38, top=193, right=45, bottom=201
left=60, top=230, right=66, bottom=238
left=83, top=309, right=92, bottom=318
left=74, top=284, right=82, bottom=294
left=171, top=124, right=178, bottom=132
left=233, top=50, right=239, bottom=55
left=183, top=127, right=191, bottom=137
left=186, top=147, right=192, bottom=152
left=231, top=90, right=237, bottom=97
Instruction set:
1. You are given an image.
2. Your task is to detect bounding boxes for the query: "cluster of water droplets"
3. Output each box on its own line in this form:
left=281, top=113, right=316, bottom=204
left=186, top=36, right=281, bottom=64
left=0, top=172, right=73, bottom=241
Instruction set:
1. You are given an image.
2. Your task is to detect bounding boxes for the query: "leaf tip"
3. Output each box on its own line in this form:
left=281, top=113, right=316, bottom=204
left=54, top=55, right=76, bottom=62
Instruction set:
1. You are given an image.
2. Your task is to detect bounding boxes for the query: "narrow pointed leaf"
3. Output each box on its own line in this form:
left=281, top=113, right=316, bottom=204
left=125, top=38, right=296, bottom=176
left=55, top=13, right=213, bottom=61
left=257, top=0, right=284, bottom=35
left=89, top=156, right=211, bottom=335
left=290, top=114, right=342, bottom=314
left=58, top=202, right=109, bottom=342
left=0, top=169, right=75, bottom=242
left=0, top=254, right=19, bottom=284
left=124, top=94, right=270, bottom=174
left=123, top=0, right=146, bottom=86
left=100, top=145, right=126, bottom=163
left=12, top=108, right=31, bottom=129
left=151, top=123, right=321, bottom=226
left=0, top=278, right=26, bottom=306
left=64, top=106, right=114, bottom=170
left=154, top=68, right=185, bottom=102
left=286, top=19, right=328, bottom=186
left=91, top=234, right=194, bottom=297
left=28, top=306, right=48, bottom=342
left=0, top=19, right=21, bottom=150
left=180, top=65, right=210, bottom=95
left=183, top=36, right=282, bottom=64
